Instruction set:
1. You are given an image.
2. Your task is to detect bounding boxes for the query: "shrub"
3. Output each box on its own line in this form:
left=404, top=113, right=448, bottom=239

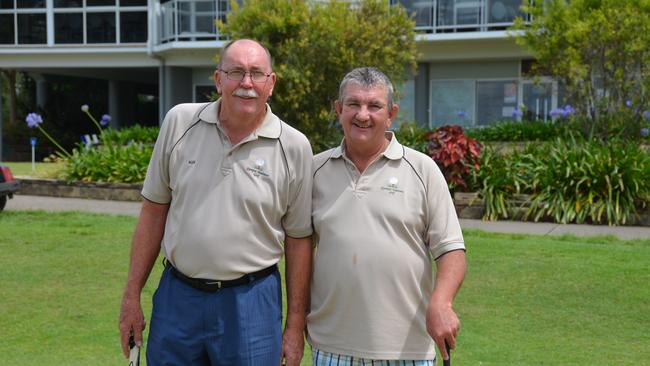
left=99, top=125, right=159, bottom=145
left=466, top=120, right=567, bottom=142
left=62, top=143, right=153, bottom=183
left=393, top=122, right=429, bottom=154
left=521, top=138, right=650, bottom=225
left=423, top=125, right=482, bottom=192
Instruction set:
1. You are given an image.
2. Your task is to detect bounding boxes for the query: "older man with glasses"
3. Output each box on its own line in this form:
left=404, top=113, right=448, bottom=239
left=118, top=39, right=313, bottom=366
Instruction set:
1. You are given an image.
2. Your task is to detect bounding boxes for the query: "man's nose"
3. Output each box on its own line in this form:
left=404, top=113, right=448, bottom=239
left=355, top=106, right=370, bottom=120
left=239, top=73, right=254, bottom=87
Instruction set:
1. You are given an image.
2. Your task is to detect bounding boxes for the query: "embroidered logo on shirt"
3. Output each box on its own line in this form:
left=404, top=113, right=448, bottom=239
left=381, top=177, right=403, bottom=194
left=246, top=158, right=269, bottom=177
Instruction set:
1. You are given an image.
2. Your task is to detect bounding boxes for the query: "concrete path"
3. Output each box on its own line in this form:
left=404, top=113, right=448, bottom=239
left=5, top=194, right=650, bottom=240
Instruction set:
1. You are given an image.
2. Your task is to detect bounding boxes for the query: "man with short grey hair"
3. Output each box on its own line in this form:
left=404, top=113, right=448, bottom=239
left=118, top=39, right=313, bottom=366
left=308, top=67, right=466, bottom=365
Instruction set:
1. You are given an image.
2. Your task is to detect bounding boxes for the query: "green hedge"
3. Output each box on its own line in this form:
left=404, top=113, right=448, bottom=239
left=61, top=125, right=157, bottom=183
left=473, top=137, right=650, bottom=225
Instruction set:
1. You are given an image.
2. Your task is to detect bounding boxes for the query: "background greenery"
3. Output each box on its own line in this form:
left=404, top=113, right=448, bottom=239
left=1, top=211, right=649, bottom=365
left=219, top=0, right=418, bottom=153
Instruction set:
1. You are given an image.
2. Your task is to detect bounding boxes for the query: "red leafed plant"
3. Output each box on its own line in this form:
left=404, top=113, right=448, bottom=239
left=422, top=125, right=482, bottom=191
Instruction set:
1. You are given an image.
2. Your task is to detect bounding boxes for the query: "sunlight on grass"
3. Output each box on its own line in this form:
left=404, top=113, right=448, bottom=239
left=4, top=161, right=65, bottom=179
left=1, top=211, right=648, bottom=365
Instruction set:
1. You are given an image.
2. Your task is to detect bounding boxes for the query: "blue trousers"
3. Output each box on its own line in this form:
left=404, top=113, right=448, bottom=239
left=147, top=265, right=283, bottom=366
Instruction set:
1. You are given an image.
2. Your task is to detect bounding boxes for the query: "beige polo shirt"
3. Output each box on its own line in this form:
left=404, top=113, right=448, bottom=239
left=142, top=99, right=313, bottom=280
left=307, top=133, right=465, bottom=360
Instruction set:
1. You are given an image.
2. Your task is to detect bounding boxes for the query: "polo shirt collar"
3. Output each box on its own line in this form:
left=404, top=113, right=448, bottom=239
left=332, top=131, right=404, bottom=160
left=198, top=98, right=281, bottom=139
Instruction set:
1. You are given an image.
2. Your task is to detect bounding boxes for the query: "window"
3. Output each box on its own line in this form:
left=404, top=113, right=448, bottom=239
left=431, top=80, right=476, bottom=127
left=0, top=14, right=14, bottom=44
left=55, top=13, right=83, bottom=44
left=120, top=11, right=147, bottom=43
left=0, top=0, right=13, bottom=9
left=87, top=12, right=116, bottom=43
left=476, top=80, right=518, bottom=125
left=120, top=0, right=146, bottom=5
left=87, top=0, right=115, bottom=5
left=54, top=0, right=82, bottom=7
left=523, top=82, right=553, bottom=121
left=18, top=13, right=46, bottom=44
left=17, top=0, right=45, bottom=8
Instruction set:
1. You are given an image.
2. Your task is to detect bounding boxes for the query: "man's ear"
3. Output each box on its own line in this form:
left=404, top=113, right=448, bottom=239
left=213, top=69, right=222, bottom=94
left=386, top=103, right=399, bottom=128
left=334, top=100, right=342, bottom=116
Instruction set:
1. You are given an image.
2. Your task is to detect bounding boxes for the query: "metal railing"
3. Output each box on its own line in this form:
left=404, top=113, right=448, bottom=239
left=157, top=0, right=237, bottom=43
left=154, top=0, right=529, bottom=45
left=390, top=0, right=529, bottom=33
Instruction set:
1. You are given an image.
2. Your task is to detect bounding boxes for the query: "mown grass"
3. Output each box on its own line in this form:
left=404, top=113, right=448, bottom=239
left=4, top=161, right=64, bottom=179
left=1, top=211, right=649, bottom=365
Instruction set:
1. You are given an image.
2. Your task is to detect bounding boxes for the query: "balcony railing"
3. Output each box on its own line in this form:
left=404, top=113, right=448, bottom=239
left=391, top=0, right=529, bottom=33
left=154, top=0, right=528, bottom=46
left=157, top=0, right=238, bottom=43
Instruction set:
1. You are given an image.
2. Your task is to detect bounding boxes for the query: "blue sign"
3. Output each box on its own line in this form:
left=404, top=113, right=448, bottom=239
left=30, top=137, right=37, bottom=146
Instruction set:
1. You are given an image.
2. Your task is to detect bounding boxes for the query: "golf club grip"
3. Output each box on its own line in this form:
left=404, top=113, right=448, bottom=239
left=443, top=340, right=451, bottom=366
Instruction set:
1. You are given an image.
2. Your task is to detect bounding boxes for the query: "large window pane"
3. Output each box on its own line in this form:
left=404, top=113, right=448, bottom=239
left=431, top=80, right=475, bottom=127
left=477, top=80, right=518, bottom=125
left=523, top=82, right=553, bottom=121
left=17, top=0, right=44, bottom=8
left=55, top=13, right=83, bottom=44
left=488, top=0, right=523, bottom=23
left=438, top=0, right=481, bottom=27
left=17, top=13, right=46, bottom=44
left=87, top=12, right=116, bottom=43
left=87, top=0, right=115, bottom=6
left=0, top=14, right=14, bottom=44
left=120, top=11, right=147, bottom=43
left=394, top=0, right=433, bottom=28
left=0, top=0, right=14, bottom=9
left=120, top=0, right=146, bottom=5
left=54, top=0, right=83, bottom=7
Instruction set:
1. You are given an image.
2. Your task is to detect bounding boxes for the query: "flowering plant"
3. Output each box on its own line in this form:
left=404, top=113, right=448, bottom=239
left=549, top=104, right=575, bottom=119
left=81, top=104, right=111, bottom=133
left=25, top=113, right=72, bottom=158
left=422, top=125, right=483, bottom=191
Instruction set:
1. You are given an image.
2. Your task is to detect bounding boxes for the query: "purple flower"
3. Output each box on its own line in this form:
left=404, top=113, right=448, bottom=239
left=25, top=113, right=43, bottom=128
left=456, top=110, right=466, bottom=119
left=549, top=108, right=563, bottom=117
left=562, top=105, right=575, bottom=116
left=100, top=114, right=112, bottom=126
left=512, top=108, right=523, bottom=118
left=626, top=100, right=633, bottom=108
left=642, top=128, right=649, bottom=137
left=643, top=111, right=650, bottom=121
left=550, top=105, right=575, bottom=119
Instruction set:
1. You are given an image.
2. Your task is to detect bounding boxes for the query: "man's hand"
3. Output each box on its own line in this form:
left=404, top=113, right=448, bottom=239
left=118, top=295, right=146, bottom=358
left=280, top=327, right=304, bottom=366
left=426, top=299, right=460, bottom=361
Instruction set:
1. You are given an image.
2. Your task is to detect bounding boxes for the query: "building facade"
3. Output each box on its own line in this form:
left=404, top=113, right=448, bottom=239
left=0, top=0, right=561, bottom=158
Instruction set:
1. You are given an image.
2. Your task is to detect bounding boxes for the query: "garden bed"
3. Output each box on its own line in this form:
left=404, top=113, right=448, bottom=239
left=17, top=178, right=142, bottom=202
left=454, top=192, right=650, bottom=227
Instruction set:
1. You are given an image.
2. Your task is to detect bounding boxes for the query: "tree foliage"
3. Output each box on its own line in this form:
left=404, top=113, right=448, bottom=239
left=512, top=0, right=650, bottom=140
left=219, top=0, right=418, bottom=152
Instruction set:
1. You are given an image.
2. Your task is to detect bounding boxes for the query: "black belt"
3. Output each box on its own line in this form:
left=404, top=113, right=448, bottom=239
left=166, top=261, right=278, bottom=293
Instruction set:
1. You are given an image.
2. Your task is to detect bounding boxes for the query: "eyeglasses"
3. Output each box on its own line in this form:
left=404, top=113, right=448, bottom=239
left=219, top=69, right=272, bottom=83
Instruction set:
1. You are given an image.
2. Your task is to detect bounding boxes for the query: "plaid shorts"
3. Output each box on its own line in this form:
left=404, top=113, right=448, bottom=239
left=312, top=347, right=436, bottom=366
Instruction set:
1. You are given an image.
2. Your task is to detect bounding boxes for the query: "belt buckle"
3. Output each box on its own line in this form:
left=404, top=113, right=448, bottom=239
left=205, top=280, right=222, bottom=289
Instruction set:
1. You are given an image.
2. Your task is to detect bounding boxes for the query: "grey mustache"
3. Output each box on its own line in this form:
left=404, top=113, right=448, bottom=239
left=233, top=88, right=258, bottom=98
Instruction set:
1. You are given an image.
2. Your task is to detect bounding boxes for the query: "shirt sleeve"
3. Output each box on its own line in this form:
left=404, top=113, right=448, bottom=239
left=281, top=133, right=314, bottom=238
left=141, top=110, right=175, bottom=204
left=424, top=158, right=466, bottom=259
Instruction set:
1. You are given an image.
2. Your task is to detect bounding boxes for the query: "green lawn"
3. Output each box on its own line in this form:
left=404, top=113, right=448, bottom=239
left=3, top=161, right=64, bottom=179
left=1, top=211, right=648, bottom=365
